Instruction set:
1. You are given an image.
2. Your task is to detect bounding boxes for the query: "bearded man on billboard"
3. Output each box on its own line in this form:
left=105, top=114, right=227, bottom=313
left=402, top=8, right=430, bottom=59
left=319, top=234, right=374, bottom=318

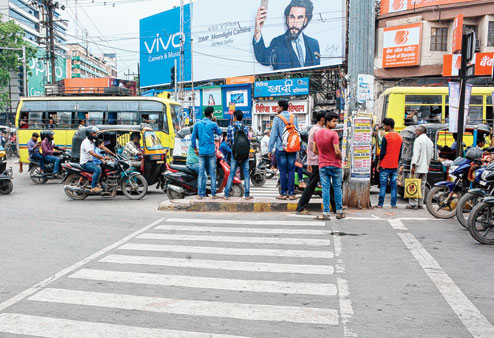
left=253, top=0, right=321, bottom=71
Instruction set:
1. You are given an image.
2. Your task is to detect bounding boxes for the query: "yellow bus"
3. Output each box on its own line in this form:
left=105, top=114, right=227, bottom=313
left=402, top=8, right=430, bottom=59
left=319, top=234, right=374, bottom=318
left=374, top=86, right=494, bottom=131
left=15, top=96, right=184, bottom=164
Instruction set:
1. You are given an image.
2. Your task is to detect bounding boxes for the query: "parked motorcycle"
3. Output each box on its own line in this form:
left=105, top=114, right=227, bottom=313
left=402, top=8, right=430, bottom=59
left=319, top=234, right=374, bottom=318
left=62, top=154, right=148, bottom=200
left=0, top=167, right=13, bottom=195
left=161, top=149, right=244, bottom=199
left=426, top=148, right=483, bottom=219
left=29, top=149, right=71, bottom=184
left=455, top=163, right=494, bottom=228
left=467, top=194, right=494, bottom=245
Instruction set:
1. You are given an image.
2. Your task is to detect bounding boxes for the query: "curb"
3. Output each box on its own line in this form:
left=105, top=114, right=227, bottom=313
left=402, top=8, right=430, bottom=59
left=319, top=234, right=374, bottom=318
left=158, top=198, right=324, bottom=213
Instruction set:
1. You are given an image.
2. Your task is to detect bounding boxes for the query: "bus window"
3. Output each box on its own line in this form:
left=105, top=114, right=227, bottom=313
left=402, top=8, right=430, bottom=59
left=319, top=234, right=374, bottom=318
left=170, top=104, right=183, bottom=132
left=118, top=112, right=139, bottom=125
left=57, top=112, right=72, bottom=129
left=141, top=113, right=160, bottom=131
left=405, top=95, right=442, bottom=105
left=78, top=101, right=108, bottom=112
left=88, top=112, right=104, bottom=126
left=405, top=105, right=442, bottom=124
left=139, top=101, right=163, bottom=112
left=487, top=95, right=493, bottom=126
left=27, top=112, right=44, bottom=129
left=108, top=101, right=139, bottom=112
left=162, top=106, right=169, bottom=134
left=468, top=106, right=483, bottom=124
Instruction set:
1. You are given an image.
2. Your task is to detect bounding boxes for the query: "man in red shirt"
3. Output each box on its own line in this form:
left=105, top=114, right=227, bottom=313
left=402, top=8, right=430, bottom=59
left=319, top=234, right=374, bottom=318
left=377, top=118, right=403, bottom=208
left=314, top=111, right=345, bottom=220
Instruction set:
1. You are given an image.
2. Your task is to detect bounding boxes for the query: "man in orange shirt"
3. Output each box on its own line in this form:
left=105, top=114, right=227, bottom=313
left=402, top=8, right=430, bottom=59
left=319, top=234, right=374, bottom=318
left=377, top=118, right=403, bottom=208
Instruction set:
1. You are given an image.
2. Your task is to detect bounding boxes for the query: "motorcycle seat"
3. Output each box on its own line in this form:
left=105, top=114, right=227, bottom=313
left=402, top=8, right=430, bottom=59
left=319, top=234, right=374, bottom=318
left=67, top=162, right=85, bottom=171
left=169, top=164, right=197, bottom=176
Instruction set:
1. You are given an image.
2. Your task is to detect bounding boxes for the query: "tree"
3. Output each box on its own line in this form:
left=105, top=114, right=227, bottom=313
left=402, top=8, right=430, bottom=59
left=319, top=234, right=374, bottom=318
left=0, top=15, right=36, bottom=110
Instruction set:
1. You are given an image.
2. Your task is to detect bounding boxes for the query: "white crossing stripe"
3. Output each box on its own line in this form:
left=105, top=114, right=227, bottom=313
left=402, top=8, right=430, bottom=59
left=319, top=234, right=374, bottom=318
left=164, top=218, right=326, bottom=227
left=0, top=313, right=248, bottom=338
left=100, top=254, right=334, bottom=275
left=29, top=289, right=339, bottom=325
left=137, top=233, right=331, bottom=246
left=69, top=269, right=337, bottom=296
left=155, top=225, right=331, bottom=235
left=118, top=243, right=334, bottom=259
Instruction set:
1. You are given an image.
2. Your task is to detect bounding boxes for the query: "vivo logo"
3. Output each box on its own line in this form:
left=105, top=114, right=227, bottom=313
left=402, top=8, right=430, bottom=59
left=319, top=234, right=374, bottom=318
left=144, top=33, right=185, bottom=54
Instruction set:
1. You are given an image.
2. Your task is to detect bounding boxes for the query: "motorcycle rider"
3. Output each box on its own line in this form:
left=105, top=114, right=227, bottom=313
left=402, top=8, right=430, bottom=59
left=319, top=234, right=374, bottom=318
left=80, top=126, right=109, bottom=193
left=41, top=131, right=62, bottom=178
left=27, top=132, right=44, bottom=174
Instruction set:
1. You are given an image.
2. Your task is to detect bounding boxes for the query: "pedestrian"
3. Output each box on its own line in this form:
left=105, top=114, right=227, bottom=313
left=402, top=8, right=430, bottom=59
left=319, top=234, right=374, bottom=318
left=191, top=106, right=222, bottom=199
left=260, top=129, right=270, bottom=157
left=268, top=99, right=300, bottom=200
left=406, top=125, right=433, bottom=210
left=377, top=118, right=403, bottom=209
left=296, top=110, right=325, bottom=215
left=224, top=110, right=252, bottom=200
left=314, top=111, right=345, bottom=220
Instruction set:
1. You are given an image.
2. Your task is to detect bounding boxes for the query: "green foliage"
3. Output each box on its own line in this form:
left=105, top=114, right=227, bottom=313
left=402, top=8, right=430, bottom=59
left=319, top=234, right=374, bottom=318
left=0, top=14, right=37, bottom=109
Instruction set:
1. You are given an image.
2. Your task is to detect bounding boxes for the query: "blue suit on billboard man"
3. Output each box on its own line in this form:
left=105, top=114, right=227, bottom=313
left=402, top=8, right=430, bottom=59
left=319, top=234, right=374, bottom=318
left=191, top=106, right=222, bottom=199
left=253, top=0, right=320, bottom=71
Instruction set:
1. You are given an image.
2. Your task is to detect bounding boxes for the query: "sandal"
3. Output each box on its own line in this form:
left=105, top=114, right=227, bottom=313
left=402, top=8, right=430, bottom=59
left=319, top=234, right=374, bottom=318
left=297, top=210, right=312, bottom=215
left=336, top=213, right=346, bottom=219
left=406, top=205, right=418, bottom=210
left=276, top=196, right=287, bottom=200
left=315, top=214, right=330, bottom=221
left=288, top=195, right=297, bottom=200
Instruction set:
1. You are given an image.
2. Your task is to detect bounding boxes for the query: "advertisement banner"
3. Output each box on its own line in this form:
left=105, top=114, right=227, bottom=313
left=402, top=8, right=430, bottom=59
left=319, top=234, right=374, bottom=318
left=139, top=4, right=192, bottom=88
left=357, top=74, right=374, bottom=110
left=350, top=115, right=373, bottom=182
left=380, top=0, right=478, bottom=16
left=383, top=23, right=422, bottom=68
left=28, top=48, right=66, bottom=96
left=254, top=78, right=309, bottom=98
left=448, top=82, right=472, bottom=133
left=191, top=0, right=345, bottom=82
left=452, top=14, right=464, bottom=54
left=226, top=76, right=255, bottom=85
left=202, top=86, right=223, bottom=119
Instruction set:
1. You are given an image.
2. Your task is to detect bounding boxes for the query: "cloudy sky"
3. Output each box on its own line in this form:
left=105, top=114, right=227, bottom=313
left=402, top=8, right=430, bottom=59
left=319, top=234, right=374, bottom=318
left=63, top=0, right=187, bottom=78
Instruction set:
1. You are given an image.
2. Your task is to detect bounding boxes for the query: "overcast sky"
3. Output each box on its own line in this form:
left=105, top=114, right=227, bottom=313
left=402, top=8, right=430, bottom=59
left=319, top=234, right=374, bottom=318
left=63, top=0, right=187, bottom=78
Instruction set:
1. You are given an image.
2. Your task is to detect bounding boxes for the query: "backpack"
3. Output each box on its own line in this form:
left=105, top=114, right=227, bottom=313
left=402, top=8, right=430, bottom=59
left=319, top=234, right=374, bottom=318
left=278, top=114, right=301, bottom=152
left=232, top=124, right=250, bottom=161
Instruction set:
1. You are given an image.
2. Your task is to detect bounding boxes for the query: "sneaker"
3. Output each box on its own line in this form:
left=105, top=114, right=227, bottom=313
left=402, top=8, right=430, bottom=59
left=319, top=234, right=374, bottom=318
left=90, top=187, right=103, bottom=194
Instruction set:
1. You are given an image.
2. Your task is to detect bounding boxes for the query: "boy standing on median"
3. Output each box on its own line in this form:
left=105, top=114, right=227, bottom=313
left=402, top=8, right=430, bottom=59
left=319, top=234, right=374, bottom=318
left=313, top=112, right=345, bottom=220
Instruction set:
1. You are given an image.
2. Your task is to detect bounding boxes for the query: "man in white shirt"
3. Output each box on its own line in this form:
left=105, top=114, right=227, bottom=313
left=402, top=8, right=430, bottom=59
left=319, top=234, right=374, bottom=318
left=80, top=126, right=109, bottom=193
left=260, top=129, right=271, bottom=156
left=407, top=125, right=433, bottom=209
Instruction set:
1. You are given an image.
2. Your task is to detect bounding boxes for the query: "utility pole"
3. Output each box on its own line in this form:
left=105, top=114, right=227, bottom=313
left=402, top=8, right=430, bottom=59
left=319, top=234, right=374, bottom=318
left=344, top=0, right=375, bottom=209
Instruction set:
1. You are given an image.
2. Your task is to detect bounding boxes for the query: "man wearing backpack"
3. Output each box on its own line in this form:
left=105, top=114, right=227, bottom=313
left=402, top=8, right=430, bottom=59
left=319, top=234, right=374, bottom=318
left=224, top=110, right=252, bottom=200
left=268, top=100, right=301, bottom=200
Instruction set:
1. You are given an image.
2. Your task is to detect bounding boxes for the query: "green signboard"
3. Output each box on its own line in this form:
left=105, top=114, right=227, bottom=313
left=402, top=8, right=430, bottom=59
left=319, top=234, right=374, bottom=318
left=27, top=48, right=67, bottom=96
left=202, top=86, right=223, bottom=119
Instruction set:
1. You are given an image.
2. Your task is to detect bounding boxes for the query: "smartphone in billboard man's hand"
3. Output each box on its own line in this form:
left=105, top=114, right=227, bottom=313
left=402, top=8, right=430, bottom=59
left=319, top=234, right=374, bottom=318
left=255, top=0, right=269, bottom=41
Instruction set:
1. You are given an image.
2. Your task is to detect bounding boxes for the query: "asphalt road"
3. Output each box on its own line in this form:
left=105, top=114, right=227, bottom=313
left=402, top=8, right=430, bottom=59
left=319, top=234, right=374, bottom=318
left=1, top=166, right=494, bottom=337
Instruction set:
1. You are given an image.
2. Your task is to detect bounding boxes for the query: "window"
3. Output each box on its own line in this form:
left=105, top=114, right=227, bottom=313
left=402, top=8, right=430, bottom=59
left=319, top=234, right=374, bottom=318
left=405, top=95, right=442, bottom=105
left=430, top=27, right=448, bottom=51
left=117, top=112, right=139, bottom=125
left=140, top=113, right=160, bottom=131
left=170, top=105, right=184, bottom=132
left=488, top=22, right=494, bottom=47
left=405, top=95, right=443, bottom=125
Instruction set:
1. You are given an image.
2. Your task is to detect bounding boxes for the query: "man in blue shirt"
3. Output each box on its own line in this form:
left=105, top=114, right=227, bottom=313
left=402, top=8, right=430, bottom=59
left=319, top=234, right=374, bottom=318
left=268, top=100, right=299, bottom=200
left=224, top=110, right=251, bottom=200
left=27, top=132, right=44, bottom=173
left=191, top=106, right=222, bottom=199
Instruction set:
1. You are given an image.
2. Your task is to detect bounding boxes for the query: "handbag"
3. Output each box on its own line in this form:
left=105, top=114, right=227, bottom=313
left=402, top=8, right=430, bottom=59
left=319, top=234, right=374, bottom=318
left=404, top=175, right=422, bottom=199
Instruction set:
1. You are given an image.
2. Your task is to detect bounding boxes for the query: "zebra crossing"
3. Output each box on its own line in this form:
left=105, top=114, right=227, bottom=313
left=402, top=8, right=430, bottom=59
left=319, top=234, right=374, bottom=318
left=0, top=217, right=342, bottom=337
left=250, top=179, right=323, bottom=201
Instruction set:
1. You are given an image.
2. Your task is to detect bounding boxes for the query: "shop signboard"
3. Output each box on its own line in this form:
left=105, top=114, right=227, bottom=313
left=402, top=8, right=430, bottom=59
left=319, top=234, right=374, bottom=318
left=226, top=76, right=255, bottom=85
left=254, top=78, right=309, bottom=98
left=383, top=23, right=422, bottom=68
left=380, top=0, right=478, bottom=16
left=452, top=13, right=464, bottom=54
left=443, top=52, right=493, bottom=77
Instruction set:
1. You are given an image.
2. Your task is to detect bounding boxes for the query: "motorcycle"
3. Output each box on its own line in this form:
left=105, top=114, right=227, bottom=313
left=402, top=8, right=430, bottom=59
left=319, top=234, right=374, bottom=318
left=62, top=154, right=148, bottom=200
left=468, top=194, right=494, bottom=245
left=29, top=149, right=72, bottom=184
left=259, top=155, right=276, bottom=179
left=0, top=167, right=13, bottom=195
left=455, top=162, right=494, bottom=228
left=426, top=155, right=481, bottom=219
left=161, top=149, right=244, bottom=200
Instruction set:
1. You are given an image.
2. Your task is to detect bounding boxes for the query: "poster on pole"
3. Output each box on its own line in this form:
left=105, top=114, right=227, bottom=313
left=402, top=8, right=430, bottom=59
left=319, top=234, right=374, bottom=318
left=448, top=82, right=460, bottom=133
left=350, top=116, right=373, bottom=182
left=357, top=74, right=375, bottom=110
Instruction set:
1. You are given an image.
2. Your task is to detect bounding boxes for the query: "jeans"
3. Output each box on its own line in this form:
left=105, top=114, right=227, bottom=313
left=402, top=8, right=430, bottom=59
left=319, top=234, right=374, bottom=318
left=319, top=166, right=343, bottom=214
left=187, top=162, right=201, bottom=175
left=296, top=165, right=319, bottom=212
left=225, top=158, right=250, bottom=197
left=30, top=152, right=45, bottom=171
left=44, top=155, right=60, bottom=174
left=378, top=168, right=398, bottom=207
left=198, top=154, right=217, bottom=197
left=409, top=173, right=427, bottom=207
left=277, top=150, right=296, bottom=196
left=82, top=161, right=102, bottom=188
left=296, top=166, right=304, bottom=182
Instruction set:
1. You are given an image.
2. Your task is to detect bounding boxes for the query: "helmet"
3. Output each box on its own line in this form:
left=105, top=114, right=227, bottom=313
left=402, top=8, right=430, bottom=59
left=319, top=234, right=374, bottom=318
left=40, top=130, right=54, bottom=140
left=85, top=126, right=100, bottom=142
left=466, top=147, right=483, bottom=161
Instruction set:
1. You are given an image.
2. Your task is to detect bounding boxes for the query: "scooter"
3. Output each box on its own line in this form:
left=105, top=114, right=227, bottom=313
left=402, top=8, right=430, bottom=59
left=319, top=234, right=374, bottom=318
left=161, top=149, right=244, bottom=199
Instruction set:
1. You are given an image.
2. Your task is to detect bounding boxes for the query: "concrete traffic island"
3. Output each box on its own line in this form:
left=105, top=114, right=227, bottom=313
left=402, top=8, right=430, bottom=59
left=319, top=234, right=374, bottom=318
left=158, top=197, right=324, bottom=213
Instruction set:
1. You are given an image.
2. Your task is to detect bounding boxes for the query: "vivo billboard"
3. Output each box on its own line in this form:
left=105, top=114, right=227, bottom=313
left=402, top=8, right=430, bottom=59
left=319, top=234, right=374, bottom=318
left=254, top=78, right=309, bottom=98
left=139, top=5, right=192, bottom=88
left=140, top=0, right=345, bottom=87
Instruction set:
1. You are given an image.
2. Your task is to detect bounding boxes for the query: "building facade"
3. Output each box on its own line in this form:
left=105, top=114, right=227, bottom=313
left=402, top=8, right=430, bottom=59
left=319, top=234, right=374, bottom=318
left=375, top=0, right=494, bottom=81
left=67, top=43, right=117, bottom=79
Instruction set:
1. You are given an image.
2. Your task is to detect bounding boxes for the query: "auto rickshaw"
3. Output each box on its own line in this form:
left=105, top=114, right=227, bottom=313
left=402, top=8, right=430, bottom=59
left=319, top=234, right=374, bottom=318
left=396, top=123, right=492, bottom=197
left=0, top=143, right=13, bottom=195
left=71, top=124, right=167, bottom=186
